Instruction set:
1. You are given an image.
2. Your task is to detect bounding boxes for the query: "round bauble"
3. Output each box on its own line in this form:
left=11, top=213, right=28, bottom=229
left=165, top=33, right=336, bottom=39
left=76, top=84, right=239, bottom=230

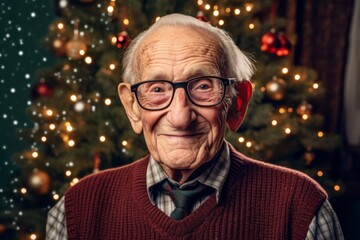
left=261, top=29, right=281, bottom=54
left=115, top=31, right=130, bottom=49
left=265, top=77, right=287, bottom=101
left=303, top=151, right=315, bottom=165
left=31, top=82, right=54, bottom=99
left=28, top=169, right=51, bottom=195
left=65, top=38, right=87, bottom=60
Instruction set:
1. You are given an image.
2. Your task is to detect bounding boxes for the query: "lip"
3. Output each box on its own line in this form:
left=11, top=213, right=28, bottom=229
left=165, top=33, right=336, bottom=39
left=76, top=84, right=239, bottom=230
left=158, top=132, right=203, bottom=139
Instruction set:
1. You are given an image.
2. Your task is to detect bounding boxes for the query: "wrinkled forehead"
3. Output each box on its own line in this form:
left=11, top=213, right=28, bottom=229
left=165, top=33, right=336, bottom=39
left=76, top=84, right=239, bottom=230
left=134, top=26, right=224, bottom=79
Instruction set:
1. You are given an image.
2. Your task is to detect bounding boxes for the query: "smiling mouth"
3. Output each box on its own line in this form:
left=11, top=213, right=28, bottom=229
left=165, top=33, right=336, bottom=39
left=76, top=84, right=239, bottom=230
left=160, top=132, right=203, bottom=138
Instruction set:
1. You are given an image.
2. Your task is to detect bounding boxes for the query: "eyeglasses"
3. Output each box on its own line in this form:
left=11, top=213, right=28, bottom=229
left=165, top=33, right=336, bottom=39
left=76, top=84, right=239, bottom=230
left=130, top=76, right=235, bottom=111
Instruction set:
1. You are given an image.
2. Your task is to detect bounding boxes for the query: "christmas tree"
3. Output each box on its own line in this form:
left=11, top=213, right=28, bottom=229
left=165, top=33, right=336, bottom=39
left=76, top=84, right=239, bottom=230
left=1, top=0, right=341, bottom=238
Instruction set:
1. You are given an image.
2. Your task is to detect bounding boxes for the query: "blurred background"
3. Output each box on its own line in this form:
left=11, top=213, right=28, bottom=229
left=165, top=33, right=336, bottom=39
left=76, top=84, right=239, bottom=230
left=0, top=0, right=359, bottom=239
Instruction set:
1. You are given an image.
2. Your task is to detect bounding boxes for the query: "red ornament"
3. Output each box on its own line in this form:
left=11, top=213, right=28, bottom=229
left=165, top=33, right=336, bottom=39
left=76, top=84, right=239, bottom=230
left=116, top=31, right=130, bottom=49
left=261, top=28, right=291, bottom=57
left=196, top=11, right=207, bottom=22
left=31, top=82, right=53, bottom=99
left=261, top=28, right=281, bottom=54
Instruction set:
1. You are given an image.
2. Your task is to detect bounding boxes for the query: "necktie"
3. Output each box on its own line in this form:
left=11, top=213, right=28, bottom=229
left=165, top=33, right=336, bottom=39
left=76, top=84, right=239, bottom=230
left=161, top=180, right=214, bottom=220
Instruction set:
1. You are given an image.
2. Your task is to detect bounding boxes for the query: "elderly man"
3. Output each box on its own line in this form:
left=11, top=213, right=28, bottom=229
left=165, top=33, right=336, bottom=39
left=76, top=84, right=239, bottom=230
left=46, top=14, right=343, bottom=239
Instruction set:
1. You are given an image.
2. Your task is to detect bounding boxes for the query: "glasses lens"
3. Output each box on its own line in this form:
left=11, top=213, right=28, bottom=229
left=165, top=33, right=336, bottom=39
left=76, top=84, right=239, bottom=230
left=188, top=77, right=224, bottom=106
left=136, top=81, right=173, bottom=110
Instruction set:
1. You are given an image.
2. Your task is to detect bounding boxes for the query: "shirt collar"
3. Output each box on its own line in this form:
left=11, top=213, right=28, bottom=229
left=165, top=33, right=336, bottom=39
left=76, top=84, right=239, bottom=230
left=146, top=141, right=231, bottom=203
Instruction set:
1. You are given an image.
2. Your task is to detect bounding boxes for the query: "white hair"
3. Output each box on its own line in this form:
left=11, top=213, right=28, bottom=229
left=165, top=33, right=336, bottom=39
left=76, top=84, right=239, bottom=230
left=122, top=13, right=255, bottom=88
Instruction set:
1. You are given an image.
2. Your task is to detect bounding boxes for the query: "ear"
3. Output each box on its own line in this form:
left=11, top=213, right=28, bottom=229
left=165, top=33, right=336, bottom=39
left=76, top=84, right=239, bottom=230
left=118, top=83, right=143, bottom=134
left=226, top=80, right=253, bottom=132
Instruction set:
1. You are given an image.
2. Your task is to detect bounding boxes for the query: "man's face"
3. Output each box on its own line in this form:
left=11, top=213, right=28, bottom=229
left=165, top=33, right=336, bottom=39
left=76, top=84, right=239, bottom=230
left=135, top=26, right=230, bottom=173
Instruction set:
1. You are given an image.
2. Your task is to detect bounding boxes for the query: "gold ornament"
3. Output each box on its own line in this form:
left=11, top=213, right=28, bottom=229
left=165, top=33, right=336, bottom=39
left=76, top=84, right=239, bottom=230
left=28, top=169, right=51, bottom=195
left=266, top=77, right=287, bottom=101
left=65, top=38, right=87, bottom=60
left=303, top=151, right=315, bottom=165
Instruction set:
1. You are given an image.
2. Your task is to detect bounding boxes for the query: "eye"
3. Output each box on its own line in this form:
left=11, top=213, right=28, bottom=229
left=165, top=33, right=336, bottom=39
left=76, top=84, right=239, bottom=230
left=147, top=82, right=168, bottom=93
left=192, top=79, right=213, bottom=91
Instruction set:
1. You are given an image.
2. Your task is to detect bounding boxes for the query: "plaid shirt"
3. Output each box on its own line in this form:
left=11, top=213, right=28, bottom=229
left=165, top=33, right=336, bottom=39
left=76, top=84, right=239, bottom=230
left=46, top=143, right=343, bottom=239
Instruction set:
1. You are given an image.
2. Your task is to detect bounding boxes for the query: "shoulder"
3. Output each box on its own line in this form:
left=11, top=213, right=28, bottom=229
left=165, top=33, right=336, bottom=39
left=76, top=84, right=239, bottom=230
left=228, top=143, right=327, bottom=199
left=65, top=156, right=149, bottom=196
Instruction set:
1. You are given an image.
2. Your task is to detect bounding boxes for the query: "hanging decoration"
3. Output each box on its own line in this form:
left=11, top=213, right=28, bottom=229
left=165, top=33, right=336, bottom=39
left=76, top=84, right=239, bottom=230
left=260, top=3, right=291, bottom=57
left=265, top=76, right=287, bottom=101
left=28, top=169, right=51, bottom=195
left=115, top=31, right=131, bottom=49
left=31, top=81, right=54, bottom=99
left=65, top=20, right=87, bottom=60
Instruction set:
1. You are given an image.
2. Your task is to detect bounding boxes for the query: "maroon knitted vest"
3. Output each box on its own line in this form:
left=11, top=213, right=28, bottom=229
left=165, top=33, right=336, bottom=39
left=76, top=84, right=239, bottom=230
left=65, top=145, right=326, bottom=240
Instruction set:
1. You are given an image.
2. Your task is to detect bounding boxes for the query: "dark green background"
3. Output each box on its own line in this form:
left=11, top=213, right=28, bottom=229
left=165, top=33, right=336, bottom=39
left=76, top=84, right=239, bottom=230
left=0, top=0, right=55, bottom=189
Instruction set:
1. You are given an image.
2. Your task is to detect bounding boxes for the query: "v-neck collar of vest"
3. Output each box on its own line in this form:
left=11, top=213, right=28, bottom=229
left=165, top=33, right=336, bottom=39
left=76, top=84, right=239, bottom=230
left=131, top=151, right=247, bottom=237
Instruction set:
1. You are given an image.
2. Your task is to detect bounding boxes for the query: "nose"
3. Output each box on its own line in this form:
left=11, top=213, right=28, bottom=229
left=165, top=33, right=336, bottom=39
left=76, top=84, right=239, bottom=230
left=166, top=88, right=195, bottom=129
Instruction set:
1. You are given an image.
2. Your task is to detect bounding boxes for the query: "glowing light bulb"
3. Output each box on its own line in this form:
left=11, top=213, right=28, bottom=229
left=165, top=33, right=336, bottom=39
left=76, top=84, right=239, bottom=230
left=104, top=98, right=111, bottom=105
left=294, top=74, right=301, bottom=81
left=66, top=125, right=73, bottom=132
left=41, top=136, right=47, bottom=142
left=317, top=171, right=324, bottom=177
left=49, top=124, right=56, bottom=130
left=68, top=140, right=75, bottom=147
left=66, top=170, right=71, bottom=176
left=226, top=7, right=231, bottom=13
left=282, top=67, right=289, bottom=74
left=30, top=234, right=37, bottom=240
left=111, top=36, right=117, bottom=44
left=107, top=6, right=114, bottom=13
left=46, top=109, right=53, bottom=116
left=234, top=9, right=241, bottom=15
left=245, top=3, right=254, bottom=12
left=122, top=140, right=128, bottom=146
left=20, top=188, right=27, bottom=194
left=313, top=83, right=319, bottom=89
left=249, top=23, right=255, bottom=29
left=213, top=10, right=219, bottom=16
left=334, top=185, right=341, bottom=191
left=271, top=120, right=277, bottom=126
left=57, top=23, right=64, bottom=30
left=238, top=137, right=245, bottom=143
left=279, top=108, right=286, bottom=114
left=109, top=64, right=116, bottom=70
left=99, top=136, right=106, bottom=142
left=53, top=194, right=60, bottom=200
left=218, top=20, right=224, bottom=26
left=205, top=4, right=211, bottom=10
left=284, top=128, right=291, bottom=134
left=85, top=56, right=92, bottom=64
left=32, top=151, right=38, bottom=158
left=317, top=131, right=324, bottom=137
left=302, top=114, right=309, bottom=120
left=197, top=0, right=203, bottom=5
left=246, top=141, right=252, bottom=148
left=70, top=95, right=77, bottom=102
left=79, top=49, right=85, bottom=56
left=123, top=19, right=129, bottom=25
